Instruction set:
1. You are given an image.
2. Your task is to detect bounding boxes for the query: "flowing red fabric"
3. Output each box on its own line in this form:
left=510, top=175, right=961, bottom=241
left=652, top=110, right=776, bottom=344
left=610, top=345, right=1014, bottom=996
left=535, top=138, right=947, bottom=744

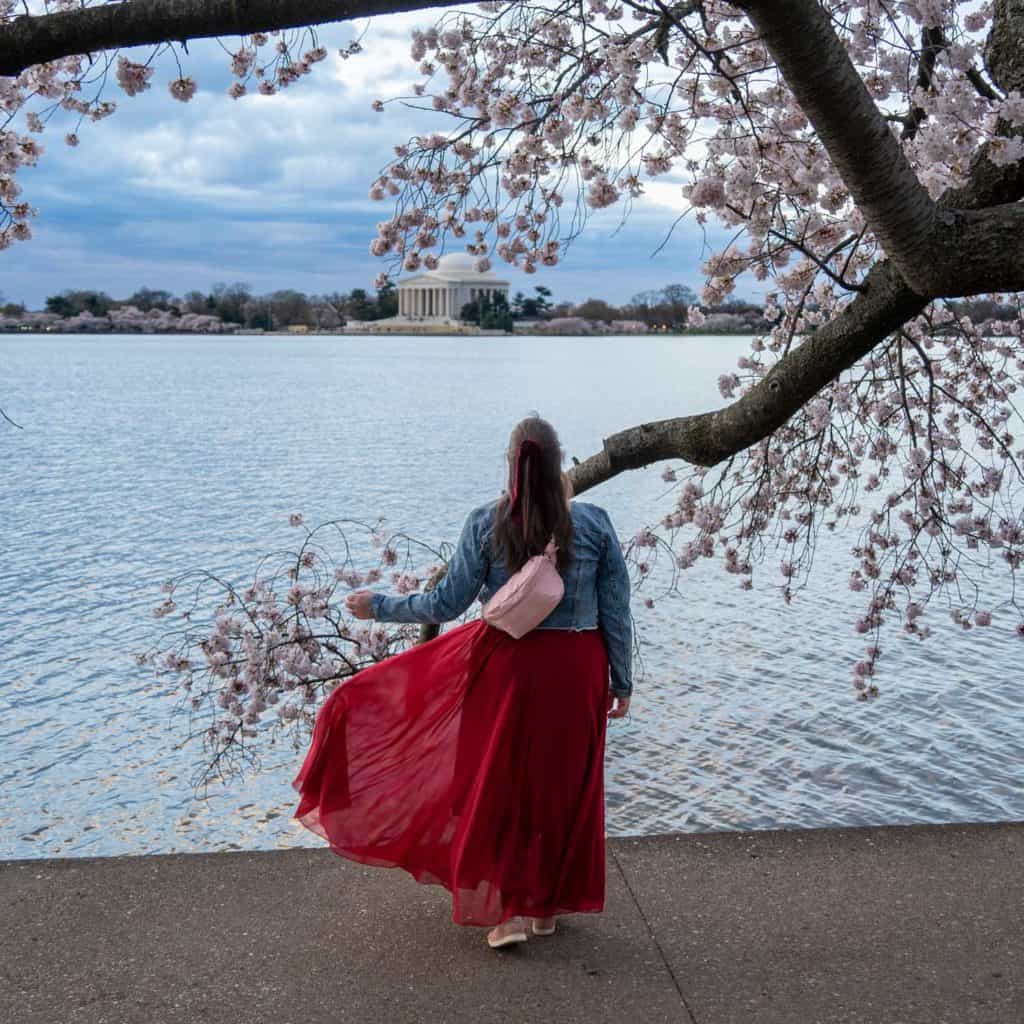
left=292, top=618, right=612, bottom=927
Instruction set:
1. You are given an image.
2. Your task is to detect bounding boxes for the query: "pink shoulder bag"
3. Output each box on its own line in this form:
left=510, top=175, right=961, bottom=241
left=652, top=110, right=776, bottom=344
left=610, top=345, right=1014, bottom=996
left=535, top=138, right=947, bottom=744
left=482, top=536, right=564, bottom=639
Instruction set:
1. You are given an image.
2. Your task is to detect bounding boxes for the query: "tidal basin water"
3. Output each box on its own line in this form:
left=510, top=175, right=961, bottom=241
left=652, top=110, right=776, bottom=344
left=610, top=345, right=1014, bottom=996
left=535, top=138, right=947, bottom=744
left=2, top=333, right=1023, bottom=860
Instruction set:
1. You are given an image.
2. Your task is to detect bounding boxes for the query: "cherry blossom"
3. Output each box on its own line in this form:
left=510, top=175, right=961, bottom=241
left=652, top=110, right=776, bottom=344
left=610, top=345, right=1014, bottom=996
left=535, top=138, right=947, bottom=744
left=141, top=516, right=469, bottom=782
left=168, top=77, right=198, bottom=103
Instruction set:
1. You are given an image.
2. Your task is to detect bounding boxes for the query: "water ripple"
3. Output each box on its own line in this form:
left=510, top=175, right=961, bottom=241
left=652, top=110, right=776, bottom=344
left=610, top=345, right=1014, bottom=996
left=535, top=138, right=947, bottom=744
left=2, top=333, right=1023, bottom=859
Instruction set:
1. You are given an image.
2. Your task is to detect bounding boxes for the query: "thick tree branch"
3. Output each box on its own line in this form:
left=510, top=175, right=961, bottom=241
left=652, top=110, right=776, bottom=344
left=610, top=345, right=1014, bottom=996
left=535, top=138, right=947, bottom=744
left=0, top=0, right=453, bottom=78
left=986, top=0, right=1024, bottom=94
left=566, top=260, right=927, bottom=493
left=939, top=131, right=1024, bottom=210
left=426, top=265, right=918, bottom=643
left=930, top=202, right=1024, bottom=296
left=565, top=184, right=1024, bottom=496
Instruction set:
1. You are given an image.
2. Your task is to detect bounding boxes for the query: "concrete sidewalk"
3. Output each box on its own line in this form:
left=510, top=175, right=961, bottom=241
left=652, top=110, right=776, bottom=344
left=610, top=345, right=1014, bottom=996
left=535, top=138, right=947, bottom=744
left=2, top=822, right=1021, bottom=1024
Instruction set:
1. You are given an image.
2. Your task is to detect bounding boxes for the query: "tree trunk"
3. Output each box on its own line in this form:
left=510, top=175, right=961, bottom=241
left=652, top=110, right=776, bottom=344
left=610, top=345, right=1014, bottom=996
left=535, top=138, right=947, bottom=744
left=0, top=0, right=453, bottom=76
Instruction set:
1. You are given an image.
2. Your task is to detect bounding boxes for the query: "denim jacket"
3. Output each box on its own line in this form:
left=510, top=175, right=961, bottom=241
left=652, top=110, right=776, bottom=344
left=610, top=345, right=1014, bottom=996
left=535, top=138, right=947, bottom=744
left=370, top=499, right=634, bottom=697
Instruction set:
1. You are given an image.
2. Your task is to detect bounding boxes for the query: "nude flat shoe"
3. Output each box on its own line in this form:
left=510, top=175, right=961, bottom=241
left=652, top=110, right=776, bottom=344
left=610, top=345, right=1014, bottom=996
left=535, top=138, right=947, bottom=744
left=487, top=917, right=529, bottom=949
left=530, top=917, right=557, bottom=936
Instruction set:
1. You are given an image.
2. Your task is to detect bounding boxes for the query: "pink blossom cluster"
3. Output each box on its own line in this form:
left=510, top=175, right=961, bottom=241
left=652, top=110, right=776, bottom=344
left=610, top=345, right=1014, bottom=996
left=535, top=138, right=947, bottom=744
left=633, top=294, right=1024, bottom=699
left=168, top=77, right=198, bottom=103
left=140, top=515, right=465, bottom=783
left=115, top=57, right=154, bottom=97
left=0, top=43, right=103, bottom=248
left=225, top=31, right=334, bottom=99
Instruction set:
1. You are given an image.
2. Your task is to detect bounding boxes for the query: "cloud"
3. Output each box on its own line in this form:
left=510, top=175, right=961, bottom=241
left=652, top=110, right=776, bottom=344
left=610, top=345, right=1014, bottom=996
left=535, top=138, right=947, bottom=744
left=5, top=13, right=765, bottom=309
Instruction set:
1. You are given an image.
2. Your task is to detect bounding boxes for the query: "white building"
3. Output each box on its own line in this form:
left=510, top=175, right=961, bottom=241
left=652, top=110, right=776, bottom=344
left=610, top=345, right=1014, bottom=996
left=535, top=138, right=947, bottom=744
left=396, top=252, right=510, bottom=322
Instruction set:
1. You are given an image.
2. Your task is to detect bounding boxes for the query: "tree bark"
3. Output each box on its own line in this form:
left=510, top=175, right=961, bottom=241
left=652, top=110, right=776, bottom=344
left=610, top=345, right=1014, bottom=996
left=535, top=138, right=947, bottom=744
left=987, top=0, right=1024, bottom=93
left=0, top=0, right=453, bottom=77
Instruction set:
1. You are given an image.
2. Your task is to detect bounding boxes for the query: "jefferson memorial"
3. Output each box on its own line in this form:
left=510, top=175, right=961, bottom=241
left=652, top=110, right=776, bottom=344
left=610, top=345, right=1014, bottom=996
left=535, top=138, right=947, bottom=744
left=396, top=252, right=510, bottom=322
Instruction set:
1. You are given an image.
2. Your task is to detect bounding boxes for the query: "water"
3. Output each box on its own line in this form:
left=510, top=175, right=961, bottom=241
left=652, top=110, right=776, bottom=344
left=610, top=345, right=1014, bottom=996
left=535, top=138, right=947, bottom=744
left=2, top=333, right=1023, bottom=861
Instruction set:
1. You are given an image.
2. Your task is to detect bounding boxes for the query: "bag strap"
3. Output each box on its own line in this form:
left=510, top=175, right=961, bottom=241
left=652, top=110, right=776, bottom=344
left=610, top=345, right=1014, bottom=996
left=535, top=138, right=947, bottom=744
left=543, top=535, right=558, bottom=561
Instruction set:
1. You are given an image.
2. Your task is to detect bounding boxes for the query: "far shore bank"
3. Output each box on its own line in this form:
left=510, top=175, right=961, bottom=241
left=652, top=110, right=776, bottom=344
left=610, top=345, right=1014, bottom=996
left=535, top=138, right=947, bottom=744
left=3, top=820, right=1022, bottom=1023
left=0, top=327, right=764, bottom=338
left=3, top=324, right=1014, bottom=339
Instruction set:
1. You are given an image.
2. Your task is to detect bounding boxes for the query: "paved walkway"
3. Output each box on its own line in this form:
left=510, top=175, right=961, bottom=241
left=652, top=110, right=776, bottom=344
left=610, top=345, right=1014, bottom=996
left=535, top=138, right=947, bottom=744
left=2, top=822, right=1021, bottom=1023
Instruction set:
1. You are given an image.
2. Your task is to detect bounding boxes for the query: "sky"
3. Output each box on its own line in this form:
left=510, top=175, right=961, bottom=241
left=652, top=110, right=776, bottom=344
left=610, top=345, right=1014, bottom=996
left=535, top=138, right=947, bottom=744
left=6, top=7, right=758, bottom=311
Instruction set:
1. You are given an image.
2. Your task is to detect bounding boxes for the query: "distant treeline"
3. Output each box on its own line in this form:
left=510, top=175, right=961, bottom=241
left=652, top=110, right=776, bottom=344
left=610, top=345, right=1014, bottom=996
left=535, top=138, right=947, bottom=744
left=2, top=281, right=753, bottom=332
left=0, top=282, right=560, bottom=330
left=561, top=285, right=767, bottom=331
left=4, top=282, right=1014, bottom=335
left=468, top=284, right=775, bottom=333
left=34, top=283, right=396, bottom=330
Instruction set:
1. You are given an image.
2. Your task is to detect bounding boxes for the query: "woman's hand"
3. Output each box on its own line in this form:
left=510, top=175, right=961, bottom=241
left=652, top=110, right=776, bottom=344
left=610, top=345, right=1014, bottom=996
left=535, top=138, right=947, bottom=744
left=345, top=590, right=375, bottom=620
left=607, top=695, right=630, bottom=719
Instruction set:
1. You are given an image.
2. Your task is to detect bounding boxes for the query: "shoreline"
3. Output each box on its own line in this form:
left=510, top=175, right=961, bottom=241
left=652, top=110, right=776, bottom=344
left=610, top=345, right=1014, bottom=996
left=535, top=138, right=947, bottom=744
left=2, top=325, right=1013, bottom=339
left=0, top=327, right=766, bottom=338
left=4, top=820, right=1022, bottom=1022
left=0, top=816, right=1020, bottom=867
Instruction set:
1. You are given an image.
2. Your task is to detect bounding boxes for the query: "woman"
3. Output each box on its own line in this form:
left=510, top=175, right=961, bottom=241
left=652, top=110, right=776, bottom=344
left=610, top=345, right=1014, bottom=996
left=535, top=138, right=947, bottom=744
left=291, top=413, right=633, bottom=950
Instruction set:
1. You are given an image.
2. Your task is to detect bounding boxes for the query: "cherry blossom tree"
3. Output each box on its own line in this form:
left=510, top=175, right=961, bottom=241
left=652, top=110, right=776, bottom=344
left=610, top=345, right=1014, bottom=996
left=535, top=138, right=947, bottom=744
left=6, top=1, right=1024, bottom=775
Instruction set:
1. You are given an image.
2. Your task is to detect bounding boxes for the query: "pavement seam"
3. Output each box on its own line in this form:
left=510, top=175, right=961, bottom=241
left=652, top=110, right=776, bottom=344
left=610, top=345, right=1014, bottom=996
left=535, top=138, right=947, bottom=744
left=610, top=844, right=699, bottom=1024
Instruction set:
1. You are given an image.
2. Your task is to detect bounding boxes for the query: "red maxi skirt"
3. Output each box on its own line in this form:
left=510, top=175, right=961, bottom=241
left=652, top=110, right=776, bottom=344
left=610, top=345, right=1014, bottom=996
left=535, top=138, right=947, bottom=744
left=292, top=618, right=612, bottom=927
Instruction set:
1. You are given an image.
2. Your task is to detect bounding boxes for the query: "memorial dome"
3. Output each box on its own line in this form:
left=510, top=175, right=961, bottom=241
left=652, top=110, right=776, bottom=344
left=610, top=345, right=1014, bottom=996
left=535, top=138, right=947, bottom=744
left=436, top=252, right=496, bottom=277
